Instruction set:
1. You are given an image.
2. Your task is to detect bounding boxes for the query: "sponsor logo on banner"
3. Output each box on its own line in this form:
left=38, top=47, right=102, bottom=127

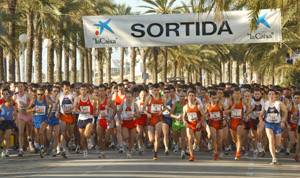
left=247, top=13, right=275, bottom=40
left=93, top=19, right=118, bottom=44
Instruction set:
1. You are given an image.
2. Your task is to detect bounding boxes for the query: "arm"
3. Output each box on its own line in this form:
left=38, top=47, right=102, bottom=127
left=26, top=100, right=36, bottom=113
left=170, top=102, right=178, bottom=118
left=198, top=104, right=206, bottom=122
left=280, top=102, right=288, bottom=124
left=143, top=96, right=152, bottom=119
left=224, top=100, right=233, bottom=117
left=55, top=97, right=60, bottom=118
left=73, top=96, right=79, bottom=113
left=134, top=103, right=141, bottom=119
left=46, top=99, right=53, bottom=118
left=108, top=97, right=117, bottom=120
left=293, top=105, right=300, bottom=120
left=117, top=102, right=124, bottom=122
left=182, top=105, right=187, bottom=125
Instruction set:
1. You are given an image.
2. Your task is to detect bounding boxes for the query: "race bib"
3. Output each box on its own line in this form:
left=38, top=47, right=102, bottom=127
left=290, top=117, right=298, bottom=124
left=266, top=113, right=280, bottom=123
left=117, top=105, right=120, bottom=111
left=123, top=111, right=134, bottom=120
left=187, top=112, right=198, bottom=122
left=211, top=112, right=221, bottom=120
left=163, top=106, right=171, bottom=115
left=18, top=101, right=27, bottom=109
left=100, top=110, right=108, bottom=118
left=80, top=106, right=90, bottom=114
left=151, top=104, right=162, bottom=113
left=139, top=105, right=144, bottom=114
left=175, top=113, right=183, bottom=122
left=252, top=111, right=261, bottom=119
left=231, top=109, right=242, bottom=118
left=35, top=106, right=46, bottom=115
left=62, top=104, right=72, bottom=113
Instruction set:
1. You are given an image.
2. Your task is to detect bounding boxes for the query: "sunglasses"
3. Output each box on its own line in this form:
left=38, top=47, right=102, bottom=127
left=53, top=90, right=59, bottom=92
left=37, top=94, right=43, bottom=96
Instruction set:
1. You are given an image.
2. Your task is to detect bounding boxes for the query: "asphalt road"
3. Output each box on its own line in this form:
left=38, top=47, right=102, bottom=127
left=1, top=148, right=299, bottom=178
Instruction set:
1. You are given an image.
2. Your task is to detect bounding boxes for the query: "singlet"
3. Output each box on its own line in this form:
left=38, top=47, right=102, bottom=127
left=174, top=101, right=186, bottom=122
left=250, top=98, right=264, bottom=119
left=33, top=98, right=48, bottom=120
left=231, top=99, right=243, bottom=119
left=208, top=103, right=223, bottom=121
left=137, top=99, right=145, bottom=114
left=121, top=100, right=135, bottom=120
left=17, top=93, right=29, bottom=110
left=149, top=95, right=163, bottom=116
left=288, top=104, right=297, bottom=124
left=265, top=101, right=281, bottom=124
left=186, top=104, right=201, bottom=123
left=99, top=97, right=110, bottom=119
left=1, top=104, right=14, bottom=121
left=115, top=92, right=126, bottom=111
left=49, top=97, right=59, bottom=119
left=59, top=92, right=73, bottom=115
left=163, top=98, right=173, bottom=116
left=78, top=96, right=94, bottom=120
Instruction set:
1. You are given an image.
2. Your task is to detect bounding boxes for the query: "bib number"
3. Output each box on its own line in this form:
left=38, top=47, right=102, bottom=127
left=266, top=113, right=280, bottom=123
left=80, top=106, right=90, bottom=115
left=62, top=104, right=72, bottom=113
left=187, top=112, right=198, bottom=122
left=35, top=106, right=46, bottom=115
left=123, top=111, right=134, bottom=120
left=231, top=109, right=242, bottom=118
left=151, top=104, right=162, bottom=113
left=211, top=112, right=221, bottom=120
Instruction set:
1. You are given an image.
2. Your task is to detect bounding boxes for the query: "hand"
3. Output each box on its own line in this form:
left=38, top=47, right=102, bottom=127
left=196, top=122, right=201, bottom=128
left=231, top=104, right=235, bottom=110
left=48, top=113, right=52, bottom=119
left=55, top=112, right=60, bottom=118
left=244, top=116, right=249, bottom=122
left=223, top=120, right=226, bottom=126
left=280, top=122, right=285, bottom=128
left=146, top=113, right=152, bottom=119
left=251, top=104, right=256, bottom=110
left=287, top=124, right=291, bottom=130
left=0, top=117, right=5, bottom=121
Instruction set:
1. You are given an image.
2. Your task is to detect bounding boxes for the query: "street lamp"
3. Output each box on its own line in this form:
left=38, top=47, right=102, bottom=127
left=19, top=33, right=28, bottom=82
left=92, top=48, right=97, bottom=84
left=44, top=38, right=52, bottom=82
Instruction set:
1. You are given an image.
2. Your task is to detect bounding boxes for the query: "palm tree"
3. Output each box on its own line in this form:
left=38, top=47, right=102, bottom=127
left=130, top=47, right=136, bottom=81
left=140, top=0, right=178, bottom=82
left=105, top=47, right=112, bottom=84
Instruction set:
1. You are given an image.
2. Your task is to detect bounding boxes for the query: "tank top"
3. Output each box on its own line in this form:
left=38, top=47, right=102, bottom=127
left=115, top=92, right=126, bottom=111
left=1, top=104, right=14, bottom=121
left=251, top=98, right=263, bottom=120
left=186, top=104, right=201, bottom=123
left=231, top=100, right=243, bottom=119
left=17, top=93, right=29, bottom=110
left=121, top=100, right=135, bottom=120
left=59, top=92, right=73, bottom=114
left=49, top=97, right=59, bottom=119
left=137, top=99, right=145, bottom=114
left=288, top=104, right=297, bottom=124
left=99, top=97, right=110, bottom=119
left=33, top=98, right=48, bottom=120
left=149, top=95, right=163, bottom=115
left=265, top=101, right=281, bottom=123
left=174, top=101, right=185, bottom=122
left=78, top=96, right=94, bottom=120
left=163, top=98, right=173, bottom=116
left=208, top=103, right=223, bottom=121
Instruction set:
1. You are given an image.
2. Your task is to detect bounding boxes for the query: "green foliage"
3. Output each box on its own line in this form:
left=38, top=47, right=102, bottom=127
left=282, top=61, right=300, bottom=86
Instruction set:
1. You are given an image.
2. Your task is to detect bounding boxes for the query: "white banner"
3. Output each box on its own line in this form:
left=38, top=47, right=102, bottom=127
left=83, top=9, right=281, bottom=48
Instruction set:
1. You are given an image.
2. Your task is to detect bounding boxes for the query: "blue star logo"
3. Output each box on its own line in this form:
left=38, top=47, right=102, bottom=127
left=93, top=19, right=114, bottom=35
left=256, top=13, right=271, bottom=29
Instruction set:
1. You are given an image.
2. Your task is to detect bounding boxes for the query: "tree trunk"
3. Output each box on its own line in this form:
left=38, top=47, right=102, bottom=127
left=97, top=48, right=103, bottom=84
left=214, top=73, right=217, bottom=84
left=47, top=41, right=54, bottom=83
left=56, top=38, right=62, bottom=82
left=141, top=48, right=147, bottom=84
left=84, top=49, right=89, bottom=83
left=236, top=61, right=240, bottom=84
left=7, top=0, right=17, bottom=82
left=162, top=46, right=168, bottom=82
left=88, top=49, right=92, bottom=83
left=26, top=10, right=34, bottom=83
left=34, top=24, right=42, bottom=83
left=130, top=47, right=136, bottom=82
left=173, top=61, right=177, bottom=78
left=79, top=49, right=84, bottom=83
left=271, top=63, right=275, bottom=85
left=16, top=49, right=20, bottom=82
left=64, top=45, right=69, bottom=81
left=227, top=61, right=231, bottom=83
left=71, top=36, right=76, bottom=83
left=219, top=62, right=223, bottom=83
left=199, top=66, right=202, bottom=86
left=0, top=46, right=4, bottom=81
left=153, top=47, right=158, bottom=83
left=250, top=67, right=253, bottom=82
left=3, top=51, right=7, bottom=81
left=120, top=47, right=124, bottom=82
left=105, top=48, right=112, bottom=84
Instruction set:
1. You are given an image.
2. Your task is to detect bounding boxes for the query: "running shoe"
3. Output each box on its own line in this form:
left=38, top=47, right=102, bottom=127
left=95, top=145, right=100, bottom=154
left=46, top=149, right=51, bottom=156
left=35, top=147, right=40, bottom=154
left=52, top=150, right=56, bottom=157
left=213, top=152, right=219, bottom=161
left=118, top=147, right=124, bottom=154
left=76, top=145, right=80, bottom=154
left=224, top=149, right=229, bottom=155
left=127, top=153, right=132, bottom=159
left=208, top=140, right=212, bottom=151
left=294, top=155, right=299, bottom=162
left=18, top=150, right=24, bottom=157
left=189, top=155, right=194, bottom=161
left=153, top=155, right=158, bottom=160
left=243, top=153, right=248, bottom=159
left=5, top=150, right=9, bottom=157
left=253, top=150, right=258, bottom=160
left=235, top=152, right=241, bottom=160
left=285, top=148, right=290, bottom=156
left=138, top=147, right=143, bottom=155
left=219, top=152, right=224, bottom=159
left=40, top=147, right=46, bottom=158
left=165, top=149, right=169, bottom=156
left=261, top=150, right=266, bottom=157
left=1, top=150, right=5, bottom=157
left=270, top=158, right=278, bottom=165
left=66, top=149, right=70, bottom=155
left=82, top=150, right=88, bottom=159
left=257, top=142, right=262, bottom=153
left=173, top=145, right=179, bottom=152
left=61, top=151, right=68, bottom=158
left=181, top=151, right=185, bottom=159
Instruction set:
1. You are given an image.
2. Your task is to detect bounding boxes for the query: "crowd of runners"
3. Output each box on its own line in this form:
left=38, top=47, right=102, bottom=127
left=0, top=80, right=300, bottom=165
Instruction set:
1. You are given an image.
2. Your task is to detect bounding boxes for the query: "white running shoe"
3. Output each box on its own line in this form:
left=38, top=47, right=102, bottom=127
left=253, top=150, right=258, bottom=160
left=82, top=150, right=88, bottom=159
left=173, top=145, right=179, bottom=152
left=127, top=152, right=132, bottom=159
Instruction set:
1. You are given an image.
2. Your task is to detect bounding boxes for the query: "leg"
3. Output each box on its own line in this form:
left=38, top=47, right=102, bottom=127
left=210, top=126, right=218, bottom=154
left=236, top=125, right=244, bottom=154
left=217, top=129, right=223, bottom=152
left=79, top=128, right=87, bottom=150
left=265, top=128, right=276, bottom=159
left=154, top=122, right=162, bottom=153
left=4, top=129, right=12, bottom=150
left=39, top=122, right=48, bottom=146
left=53, top=125, right=60, bottom=149
left=96, top=125, right=105, bottom=152
left=115, top=119, right=123, bottom=147
left=59, top=120, right=67, bottom=150
left=180, top=128, right=186, bottom=151
left=162, top=123, right=170, bottom=152
left=136, top=125, right=144, bottom=148
left=128, top=128, right=136, bottom=153
left=17, top=119, right=26, bottom=151
left=186, top=127, right=194, bottom=156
